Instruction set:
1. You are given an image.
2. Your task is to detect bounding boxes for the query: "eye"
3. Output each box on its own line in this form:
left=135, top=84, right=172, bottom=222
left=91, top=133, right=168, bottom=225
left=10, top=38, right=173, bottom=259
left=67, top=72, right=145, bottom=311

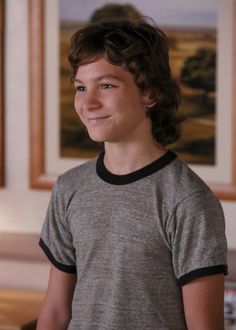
left=75, top=85, right=86, bottom=92
left=101, top=83, right=113, bottom=89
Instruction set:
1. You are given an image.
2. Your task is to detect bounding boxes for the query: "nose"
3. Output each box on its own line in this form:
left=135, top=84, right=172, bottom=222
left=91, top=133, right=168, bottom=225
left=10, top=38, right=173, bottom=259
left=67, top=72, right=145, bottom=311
left=82, top=89, right=102, bottom=111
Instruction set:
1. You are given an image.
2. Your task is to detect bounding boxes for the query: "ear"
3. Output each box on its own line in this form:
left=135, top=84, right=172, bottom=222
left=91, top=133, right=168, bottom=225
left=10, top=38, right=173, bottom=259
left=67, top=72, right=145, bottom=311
left=142, top=90, right=157, bottom=109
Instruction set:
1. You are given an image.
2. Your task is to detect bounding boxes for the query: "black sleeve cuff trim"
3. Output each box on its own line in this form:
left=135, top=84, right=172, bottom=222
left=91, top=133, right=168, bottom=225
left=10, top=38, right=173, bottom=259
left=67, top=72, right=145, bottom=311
left=178, top=264, right=228, bottom=287
left=39, top=238, right=76, bottom=274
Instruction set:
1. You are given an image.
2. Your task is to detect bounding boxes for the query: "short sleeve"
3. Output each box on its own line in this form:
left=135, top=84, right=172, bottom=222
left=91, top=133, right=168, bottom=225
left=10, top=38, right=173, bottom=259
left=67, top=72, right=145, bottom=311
left=39, top=178, right=76, bottom=273
left=167, top=189, right=228, bottom=286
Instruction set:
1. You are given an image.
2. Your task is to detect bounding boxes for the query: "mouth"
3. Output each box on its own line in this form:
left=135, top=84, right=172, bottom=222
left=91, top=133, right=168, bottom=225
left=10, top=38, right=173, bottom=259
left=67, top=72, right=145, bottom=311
left=87, top=115, right=111, bottom=125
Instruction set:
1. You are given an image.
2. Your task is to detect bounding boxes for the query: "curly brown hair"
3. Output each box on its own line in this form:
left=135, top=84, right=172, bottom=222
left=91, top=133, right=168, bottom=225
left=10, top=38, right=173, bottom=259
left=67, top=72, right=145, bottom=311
left=68, top=20, right=182, bottom=146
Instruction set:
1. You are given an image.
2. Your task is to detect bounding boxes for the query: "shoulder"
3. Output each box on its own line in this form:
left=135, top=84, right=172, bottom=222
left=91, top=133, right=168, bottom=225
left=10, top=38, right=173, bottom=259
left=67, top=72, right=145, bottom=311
left=162, top=158, right=227, bottom=282
left=50, top=157, right=97, bottom=204
left=57, top=157, right=96, bottom=188
left=42, top=156, right=97, bottom=214
left=148, top=153, right=224, bottom=221
left=159, top=155, right=225, bottom=234
left=159, top=154, right=218, bottom=204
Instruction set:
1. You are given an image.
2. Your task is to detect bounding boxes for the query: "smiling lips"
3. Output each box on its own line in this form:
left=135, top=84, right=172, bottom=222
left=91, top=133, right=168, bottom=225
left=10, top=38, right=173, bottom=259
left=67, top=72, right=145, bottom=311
left=87, top=115, right=111, bottom=125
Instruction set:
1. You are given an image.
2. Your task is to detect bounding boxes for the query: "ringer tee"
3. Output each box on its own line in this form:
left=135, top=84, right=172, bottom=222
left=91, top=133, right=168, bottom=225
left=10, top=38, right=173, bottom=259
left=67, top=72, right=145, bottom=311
left=40, top=150, right=228, bottom=330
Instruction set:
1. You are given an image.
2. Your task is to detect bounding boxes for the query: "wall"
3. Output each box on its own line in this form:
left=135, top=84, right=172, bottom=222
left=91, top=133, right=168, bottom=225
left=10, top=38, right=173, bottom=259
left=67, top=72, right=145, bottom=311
left=0, top=1, right=51, bottom=233
left=0, top=0, right=236, bottom=289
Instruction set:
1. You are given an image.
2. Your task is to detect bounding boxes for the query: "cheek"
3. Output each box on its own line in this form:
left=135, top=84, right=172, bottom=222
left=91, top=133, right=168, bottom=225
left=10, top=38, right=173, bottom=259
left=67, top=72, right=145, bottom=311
left=74, top=96, right=81, bottom=114
left=74, top=94, right=79, bottom=108
left=74, top=98, right=84, bottom=122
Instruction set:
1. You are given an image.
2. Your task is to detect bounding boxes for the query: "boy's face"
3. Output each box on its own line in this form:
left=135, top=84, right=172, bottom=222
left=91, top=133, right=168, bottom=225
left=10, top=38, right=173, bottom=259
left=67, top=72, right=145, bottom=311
left=73, top=57, right=153, bottom=144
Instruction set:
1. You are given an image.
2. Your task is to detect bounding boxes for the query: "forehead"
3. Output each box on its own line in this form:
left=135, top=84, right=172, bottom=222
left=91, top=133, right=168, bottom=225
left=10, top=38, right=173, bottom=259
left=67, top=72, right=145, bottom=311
left=75, top=57, right=134, bottom=82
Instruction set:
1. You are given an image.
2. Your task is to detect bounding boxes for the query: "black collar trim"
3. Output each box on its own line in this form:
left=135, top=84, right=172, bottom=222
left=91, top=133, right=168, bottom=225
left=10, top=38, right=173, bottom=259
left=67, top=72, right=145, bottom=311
left=96, top=150, right=177, bottom=185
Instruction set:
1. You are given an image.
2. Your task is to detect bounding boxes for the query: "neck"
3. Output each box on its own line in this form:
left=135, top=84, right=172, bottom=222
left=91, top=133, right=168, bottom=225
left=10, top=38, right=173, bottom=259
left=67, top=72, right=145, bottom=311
left=103, top=141, right=167, bottom=175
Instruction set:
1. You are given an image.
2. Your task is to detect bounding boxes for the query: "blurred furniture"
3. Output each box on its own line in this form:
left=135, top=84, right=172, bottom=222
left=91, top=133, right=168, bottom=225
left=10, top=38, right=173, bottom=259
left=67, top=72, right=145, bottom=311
left=0, top=233, right=47, bottom=263
left=228, top=250, right=236, bottom=281
left=0, top=233, right=49, bottom=291
left=0, top=233, right=47, bottom=329
left=0, top=289, right=45, bottom=330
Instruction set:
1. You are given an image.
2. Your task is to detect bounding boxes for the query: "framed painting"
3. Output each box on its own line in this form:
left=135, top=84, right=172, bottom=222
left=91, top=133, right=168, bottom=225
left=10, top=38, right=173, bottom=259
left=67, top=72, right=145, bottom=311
left=0, top=0, right=4, bottom=187
left=59, top=1, right=218, bottom=165
left=29, top=0, right=236, bottom=200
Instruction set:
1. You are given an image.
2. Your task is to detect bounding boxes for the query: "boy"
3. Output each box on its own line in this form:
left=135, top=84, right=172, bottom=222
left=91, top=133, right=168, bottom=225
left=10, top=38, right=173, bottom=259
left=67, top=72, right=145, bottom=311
left=37, top=21, right=227, bottom=330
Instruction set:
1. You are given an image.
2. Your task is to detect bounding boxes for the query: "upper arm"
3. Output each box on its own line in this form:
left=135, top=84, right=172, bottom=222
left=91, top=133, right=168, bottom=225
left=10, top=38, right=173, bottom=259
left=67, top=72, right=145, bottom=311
left=182, top=274, right=225, bottom=330
left=37, top=265, right=77, bottom=329
left=44, top=265, right=76, bottom=309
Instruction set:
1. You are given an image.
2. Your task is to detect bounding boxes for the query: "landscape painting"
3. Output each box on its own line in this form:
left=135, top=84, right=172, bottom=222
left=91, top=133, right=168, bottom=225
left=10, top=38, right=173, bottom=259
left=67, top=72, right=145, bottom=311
left=59, top=0, right=218, bottom=165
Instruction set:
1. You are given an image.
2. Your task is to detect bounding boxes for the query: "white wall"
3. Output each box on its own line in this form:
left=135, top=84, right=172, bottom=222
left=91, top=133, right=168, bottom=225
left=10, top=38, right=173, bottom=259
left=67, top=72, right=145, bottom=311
left=0, top=0, right=236, bottom=248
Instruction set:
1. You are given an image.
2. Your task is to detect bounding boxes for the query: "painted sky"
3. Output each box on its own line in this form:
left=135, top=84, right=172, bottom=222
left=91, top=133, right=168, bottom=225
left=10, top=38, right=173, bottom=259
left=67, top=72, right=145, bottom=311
left=59, top=0, right=219, bottom=28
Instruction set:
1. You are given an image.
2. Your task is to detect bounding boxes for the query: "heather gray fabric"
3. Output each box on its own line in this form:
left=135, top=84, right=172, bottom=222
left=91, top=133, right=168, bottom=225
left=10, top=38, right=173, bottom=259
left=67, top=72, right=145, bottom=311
left=40, top=151, right=227, bottom=330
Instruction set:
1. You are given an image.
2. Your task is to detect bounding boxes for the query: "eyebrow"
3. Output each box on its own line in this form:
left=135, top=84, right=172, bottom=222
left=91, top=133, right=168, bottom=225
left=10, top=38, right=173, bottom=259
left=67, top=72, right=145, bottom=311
left=73, top=74, right=124, bottom=84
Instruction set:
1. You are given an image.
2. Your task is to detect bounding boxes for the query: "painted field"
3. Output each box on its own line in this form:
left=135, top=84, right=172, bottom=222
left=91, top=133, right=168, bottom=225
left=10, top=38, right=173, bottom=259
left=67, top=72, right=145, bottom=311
left=60, top=23, right=216, bottom=164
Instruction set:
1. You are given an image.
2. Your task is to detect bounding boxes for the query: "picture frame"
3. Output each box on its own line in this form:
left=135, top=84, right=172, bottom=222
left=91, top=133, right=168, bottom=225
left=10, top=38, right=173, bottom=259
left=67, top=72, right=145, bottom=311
left=29, top=0, right=236, bottom=200
left=0, top=0, right=4, bottom=187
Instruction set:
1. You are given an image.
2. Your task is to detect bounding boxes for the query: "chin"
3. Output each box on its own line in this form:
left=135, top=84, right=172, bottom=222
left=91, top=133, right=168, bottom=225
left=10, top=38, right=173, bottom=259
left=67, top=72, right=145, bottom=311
left=88, top=133, right=106, bottom=143
left=87, top=129, right=114, bottom=143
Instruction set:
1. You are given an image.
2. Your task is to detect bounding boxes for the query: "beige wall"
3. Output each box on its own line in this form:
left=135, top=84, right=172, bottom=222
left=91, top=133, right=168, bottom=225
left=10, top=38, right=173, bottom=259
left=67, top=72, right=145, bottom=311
left=0, top=0, right=236, bottom=289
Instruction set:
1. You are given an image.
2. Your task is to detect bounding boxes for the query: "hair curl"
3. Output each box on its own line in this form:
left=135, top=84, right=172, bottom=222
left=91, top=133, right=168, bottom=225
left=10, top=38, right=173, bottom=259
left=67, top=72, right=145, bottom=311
left=68, top=20, right=182, bottom=146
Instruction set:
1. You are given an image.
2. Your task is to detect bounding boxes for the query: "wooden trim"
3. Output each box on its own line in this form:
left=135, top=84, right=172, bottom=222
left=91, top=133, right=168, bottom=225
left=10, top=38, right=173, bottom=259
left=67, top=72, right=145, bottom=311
left=29, top=0, right=236, bottom=199
left=210, top=0, right=236, bottom=200
left=231, top=0, right=236, bottom=198
left=0, top=0, right=4, bottom=187
left=29, top=0, right=56, bottom=189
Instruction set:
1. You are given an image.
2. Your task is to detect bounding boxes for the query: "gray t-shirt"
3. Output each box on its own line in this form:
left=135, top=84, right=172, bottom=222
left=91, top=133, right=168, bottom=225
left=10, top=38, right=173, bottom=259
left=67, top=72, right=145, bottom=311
left=40, top=150, right=227, bottom=330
